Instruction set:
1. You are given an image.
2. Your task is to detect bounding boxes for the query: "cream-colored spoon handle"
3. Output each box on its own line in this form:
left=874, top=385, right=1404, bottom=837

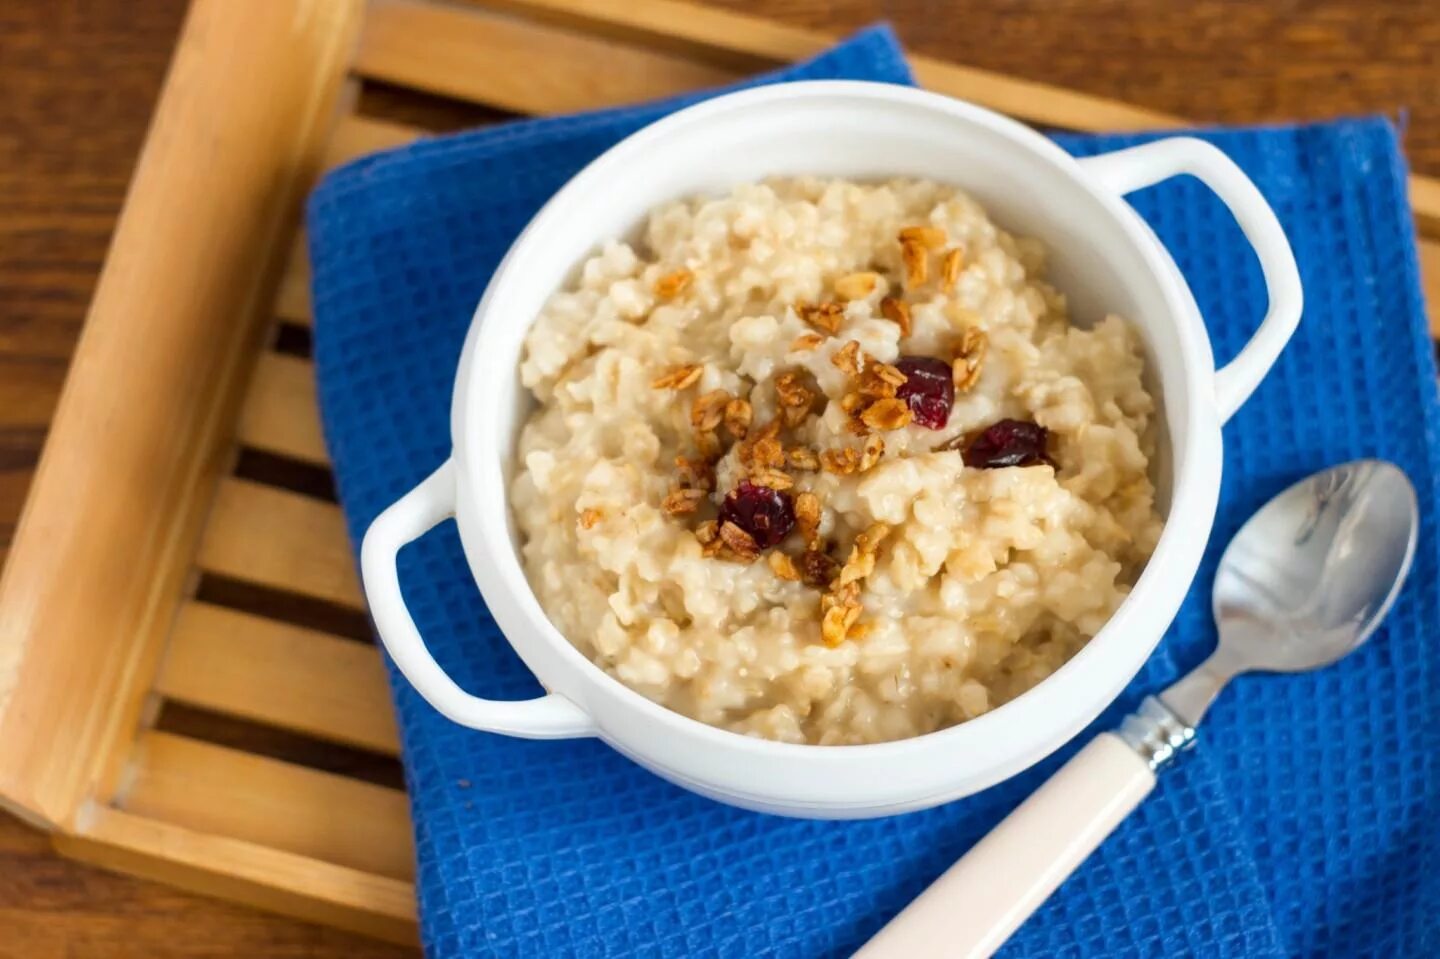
left=853, top=734, right=1155, bottom=959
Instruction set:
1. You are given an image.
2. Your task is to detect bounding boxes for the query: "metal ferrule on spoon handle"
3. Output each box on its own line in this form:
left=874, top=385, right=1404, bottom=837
left=852, top=698, right=1197, bottom=959
left=1118, top=696, right=1198, bottom=771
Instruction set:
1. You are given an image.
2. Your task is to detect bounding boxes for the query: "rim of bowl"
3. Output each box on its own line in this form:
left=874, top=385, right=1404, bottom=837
left=456, top=80, right=1219, bottom=767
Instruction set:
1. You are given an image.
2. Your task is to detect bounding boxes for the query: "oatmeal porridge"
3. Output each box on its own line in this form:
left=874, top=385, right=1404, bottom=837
left=513, top=177, right=1163, bottom=745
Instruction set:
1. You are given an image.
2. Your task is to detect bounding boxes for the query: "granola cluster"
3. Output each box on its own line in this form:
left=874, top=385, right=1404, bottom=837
left=645, top=223, right=996, bottom=646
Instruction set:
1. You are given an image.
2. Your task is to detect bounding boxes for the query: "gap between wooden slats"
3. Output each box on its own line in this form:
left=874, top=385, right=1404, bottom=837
left=197, top=478, right=363, bottom=607
left=157, top=602, right=397, bottom=755
left=58, top=807, right=416, bottom=944
left=117, top=732, right=413, bottom=881
left=238, top=352, right=328, bottom=465
left=357, top=0, right=736, bottom=116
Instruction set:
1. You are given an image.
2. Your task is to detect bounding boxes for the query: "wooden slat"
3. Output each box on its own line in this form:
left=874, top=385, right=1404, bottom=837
left=157, top=602, right=397, bottom=755
left=274, top=234, right=312, bottom=326
left=118, top=732, right=412, bottom=881
left=238, top=352, right=328, bottom=465
left=485, top=0, right=1440, bottom=236
left=0, top=0, right=365, bottom=830
left=196, top=479, right=362, bottom=608
left=1413, top=174, right=1440, bottom=237
left=323, top=115, right=424, bottom=172
left=56, top=807, right=416, bottom=945
left=357, top=0, right=737, bottom=116
left=481, top=0, right=1181, bottom=130
left=1421, top=240, right=1440, bottom=338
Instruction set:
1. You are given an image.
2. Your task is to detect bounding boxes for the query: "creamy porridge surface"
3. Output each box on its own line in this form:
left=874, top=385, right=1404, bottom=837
left=513, top=177, right=1163, bottom=745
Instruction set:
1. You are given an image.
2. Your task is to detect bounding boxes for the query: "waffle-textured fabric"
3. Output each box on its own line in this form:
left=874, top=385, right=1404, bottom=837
left=307, top=26, right=1440, bottom=958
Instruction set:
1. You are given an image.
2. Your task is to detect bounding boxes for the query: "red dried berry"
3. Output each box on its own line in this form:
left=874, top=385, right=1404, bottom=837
left=718, top=481, right=796, bottom=549
left=963, top=419, right=1053, bottom=469
left=894, top=356, right=955, bottom=430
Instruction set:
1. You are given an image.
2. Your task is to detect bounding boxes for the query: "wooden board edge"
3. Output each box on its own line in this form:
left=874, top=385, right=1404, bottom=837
left=0, top=0, right=366, bottom=829
left=119, top=731, right=413, bottom=880
left=55, top=806, right=417, bottom=946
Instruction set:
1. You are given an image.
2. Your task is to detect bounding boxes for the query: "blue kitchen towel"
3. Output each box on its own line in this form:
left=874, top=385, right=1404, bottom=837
left=307, top=25, right=1440, bottom=959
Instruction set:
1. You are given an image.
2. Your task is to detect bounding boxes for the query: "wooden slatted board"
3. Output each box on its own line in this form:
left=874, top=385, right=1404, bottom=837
left=2, top=0, right=1438, bottom=945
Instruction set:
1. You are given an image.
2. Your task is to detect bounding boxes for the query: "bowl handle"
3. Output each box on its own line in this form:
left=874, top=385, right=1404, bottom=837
left=1077, top=138, right=1302, bottom=423
left=360, top=459, right=596, bottom=738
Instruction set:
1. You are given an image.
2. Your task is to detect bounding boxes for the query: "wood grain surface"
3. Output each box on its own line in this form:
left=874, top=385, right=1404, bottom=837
left=1, top=0, right=1436, bottom=955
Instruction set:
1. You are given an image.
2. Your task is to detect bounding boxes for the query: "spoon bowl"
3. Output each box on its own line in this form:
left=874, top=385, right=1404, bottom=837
left=1162, top=459, right=1419, bottom=727
left=1212, top=459, right=1419, bottom=674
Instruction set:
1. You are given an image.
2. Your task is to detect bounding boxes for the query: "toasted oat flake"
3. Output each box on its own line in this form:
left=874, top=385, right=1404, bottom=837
left=663, top=487, right=707, bottom=516
left=838, top=551, right=874, bottom=587
left=831, top=340, right=862, bottom=376
left=691, top=389, right=731, bottom=432
left=753, top=434, right=786, bottom=469
left=821, top=446, right=861, bottom=475
left=861, top=397, right=913, bottom=431
left=579, top=508, right=602, bottom=530
left=837, top=523, right=890, bottom=586
left=654, top=268, right=693, bottom=299
left=694, top=519, right=720, bottom=546
left=858, top=434, right=885, bottom=471
left=795, top=491, right=821, bottom=545
left=749, top=467, right=794, bottom=491
left=798, top=301, right=844, bottom=335
left=718, top=521, right=761, bottom=561
left=857, top=522, right=892, bottom=552
left=952, top=326, right=988, bottom=392
left=768, top=551, right=802, bottom=581
left=899, top=225, right=947, bottom=249
left=787, top=447, right=820, bottom=472
left=775, top=371, right=816, bottom=427
left=740, top=419, right=786, bottom=470
left=874, top=363, right=907, bottom=387
left=695, top=430, right=723, bottom=460
left=834, top=271, right=880, bottom=301
left=941, top=247, right=964, bottom=292
left=651, top=363, right=703, bottom=390
left=857, top=364, right=899, bottom=400
left=724, top=398, right=752, bottom=439
left=901, top=239, right=928, bottom=289
left=881, top=297, right=912, bottom=337
left=790, top=332, right=825, bottom=352
left=820, top=581, right=864, bottom=646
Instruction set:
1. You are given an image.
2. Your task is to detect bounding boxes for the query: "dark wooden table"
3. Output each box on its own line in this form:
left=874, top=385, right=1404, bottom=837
left=2, top=1, right=1436, bottom=955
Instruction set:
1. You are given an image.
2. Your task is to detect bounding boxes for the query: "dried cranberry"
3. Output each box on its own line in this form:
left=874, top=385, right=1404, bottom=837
left=894, top=356, right=955, bottom=430
left=718, top=481, right=796, bottom=548
left=962, top=419, right=1053, bottom=469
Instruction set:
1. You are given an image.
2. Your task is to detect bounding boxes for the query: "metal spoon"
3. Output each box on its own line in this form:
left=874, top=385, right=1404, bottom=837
left=855, top=460, right=1419, bottom=959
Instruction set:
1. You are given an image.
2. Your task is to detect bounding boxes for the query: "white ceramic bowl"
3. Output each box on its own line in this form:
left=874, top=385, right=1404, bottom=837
left=360, top=81, right=1301, bottom=818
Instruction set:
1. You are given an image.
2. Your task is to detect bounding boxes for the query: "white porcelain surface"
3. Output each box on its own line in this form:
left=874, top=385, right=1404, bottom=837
left=360, top=81, right=1301, bottom=818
